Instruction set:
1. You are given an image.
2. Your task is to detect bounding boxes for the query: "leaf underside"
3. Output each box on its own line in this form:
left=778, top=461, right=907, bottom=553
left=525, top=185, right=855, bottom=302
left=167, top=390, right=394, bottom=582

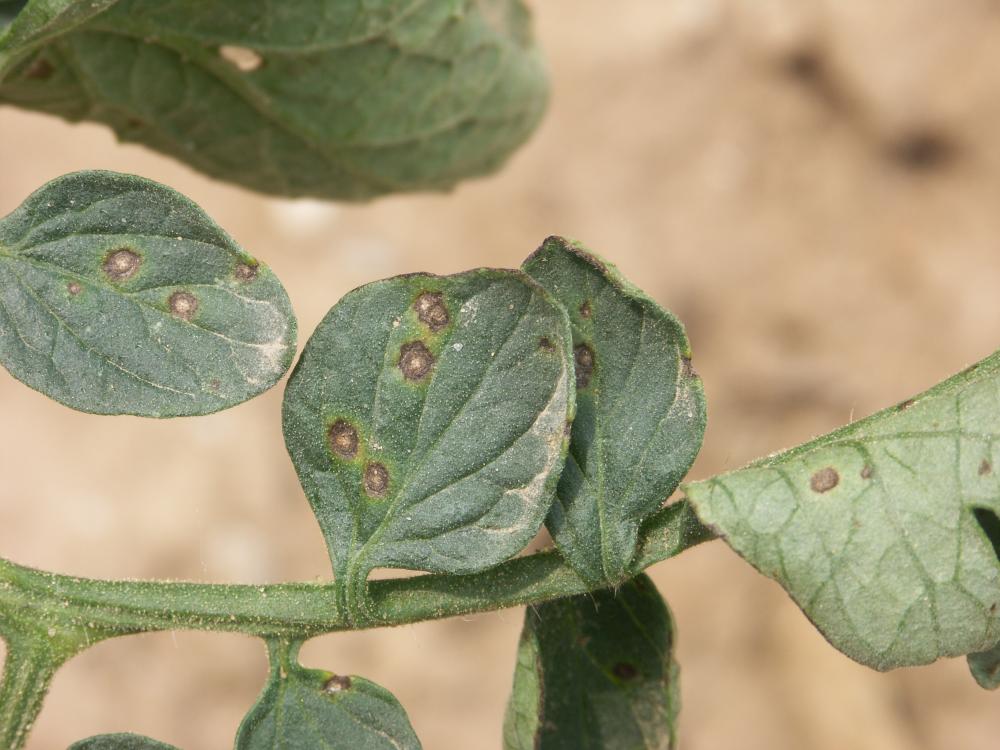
left=0, top=171, right=296, bottom=416
left=522, top=237, right=706, bottom=587
left=69, top=735, right=180, bottom=750
left=0, top=0, right=548, bottom=200
left=686, top=351, right=1000, bottom=671
left=236, top=641, right=421, bottom=750
left=504, top=574, right=679, bottom=750
left=282, top=268, right=573, bottom=614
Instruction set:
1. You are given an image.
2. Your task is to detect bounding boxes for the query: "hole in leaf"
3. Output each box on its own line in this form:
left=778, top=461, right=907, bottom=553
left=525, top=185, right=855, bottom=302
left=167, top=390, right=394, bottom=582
left=219, top=45, right=263, bottom=72
left=973, top=507, right=1000, bottom=562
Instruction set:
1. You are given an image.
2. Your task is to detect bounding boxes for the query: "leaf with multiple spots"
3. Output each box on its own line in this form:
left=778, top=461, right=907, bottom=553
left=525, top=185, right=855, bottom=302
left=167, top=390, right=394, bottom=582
left=236, top=640, right=421, bottom=750
left=0, top=0, right=548, bottom=200
left=522, top=237, right=706, bottom=586
left=69, top=736, right=180, bottom=750
left=503, top=574, right=680, bottom=750
left=685, top=351, right=1000, bottom=670
left=0, top=171, right=296, bottom=416
left=282, top=268, right=574, bottom=620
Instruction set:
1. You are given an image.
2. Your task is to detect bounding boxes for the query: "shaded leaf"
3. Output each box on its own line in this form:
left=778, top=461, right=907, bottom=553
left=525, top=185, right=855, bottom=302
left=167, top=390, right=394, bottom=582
left=686, top=352, right=1000, bottom=669
left=236, top=640, right=421, bottom=750
left=0, top=0, right=548, bottom=200
left=69, top=735, right=180, bottom=750
left=503, top=574, right=679, bottom=750
left=968, top=642, right=1000, bottom=690
left=0, top=171, right=296, bottom=416
left=522, top=237, right=706, bottom=586
left=283, top=268, right=573, bottom=619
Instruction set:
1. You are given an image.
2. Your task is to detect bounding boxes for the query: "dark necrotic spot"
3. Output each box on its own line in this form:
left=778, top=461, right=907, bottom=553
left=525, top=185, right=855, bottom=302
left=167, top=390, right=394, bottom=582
left=612, top=662, right=638, bottom=681
left=579, top=301, right=592, bottom=319
left=103, top=248, right=141, bottom=281
left=364, top=462, right=389, bottom=498
left=235, top=262, right=258, bottom=282
left=328, top=420, right=359, bottom=460
left=538, top=336, right=555, bottom=352
left=399, top=341, right=434, bottom=381
left=810, top=467, right=839, bottom=493
left=897, top=398, right=916, bottom=411
left=323, top=675, right=352, bottom=694
left=25, top=57, right=53, bottom=80
left=681, top=355, right=697, bottom=379
left=574, top=344, right=595, bottom=389
left=67, top=281, right=82, bottom=296
left=414, top=292, right=450, bottom=332
left=980, top=459, right=993, bottom=476
left=861, top=465, right=874, bottom=480
left=169, top=291, right=198, bottom=320
left=973, top=507, right=1000, bottom=563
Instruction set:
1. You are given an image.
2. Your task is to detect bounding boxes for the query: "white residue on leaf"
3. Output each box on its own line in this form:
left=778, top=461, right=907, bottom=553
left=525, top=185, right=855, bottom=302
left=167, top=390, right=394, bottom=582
left=452, top=342, right=463, bottom=351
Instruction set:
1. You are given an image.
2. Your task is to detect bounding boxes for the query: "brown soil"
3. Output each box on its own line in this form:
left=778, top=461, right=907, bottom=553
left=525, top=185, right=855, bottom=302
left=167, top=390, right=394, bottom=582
left=3, top=1, right=1000, bottom=747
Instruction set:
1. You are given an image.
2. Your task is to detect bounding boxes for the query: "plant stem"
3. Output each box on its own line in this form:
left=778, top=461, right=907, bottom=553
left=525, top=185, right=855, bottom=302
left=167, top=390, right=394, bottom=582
left=0, top=632, right=76, bottom=750
left=0, top=502, right=714, bottom=644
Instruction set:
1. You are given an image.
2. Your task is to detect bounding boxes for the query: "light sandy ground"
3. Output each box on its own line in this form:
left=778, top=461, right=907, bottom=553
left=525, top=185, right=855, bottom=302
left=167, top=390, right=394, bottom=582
left=3, top=1, right=1000, bottom=748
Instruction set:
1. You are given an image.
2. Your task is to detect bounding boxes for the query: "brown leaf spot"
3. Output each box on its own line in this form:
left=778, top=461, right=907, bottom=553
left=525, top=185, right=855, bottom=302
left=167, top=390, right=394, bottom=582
left=574, top=344, right=595, bottom=389
left=538, top=336, right=555, bottom=352
left=328, top=420, right=359, bottom=460
left=103, top=248, right=141, bottom=282
left=681, top=355, right=698, bottom=379
left=67, top=281, right=82, bottom=296
left=25, top=58, right=54, bottom=80
left=323, top=675, right=352, bottom=694
left=235, top=262, right=258, bottom=282
left=364, top=462, right=389, bottom=498
left=579, top=301, right=592, bottom=319
left=810, top=467, right=839, bottom=493
left=399, top=341, right=434, bottom=381
left=861, top=465, right=874, bottom=480
left=898, top=398, right=916, bottom=411
left=980, top=459, right=993, bottom=476
left=612, top=662, right=638, bottom=680
left=169, top=291, right=198, bottom=320
left=414, top=292, right=450, bottom=332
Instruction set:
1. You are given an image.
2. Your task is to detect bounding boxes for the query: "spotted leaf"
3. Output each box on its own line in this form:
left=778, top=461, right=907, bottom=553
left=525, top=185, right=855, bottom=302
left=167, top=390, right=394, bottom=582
left=0, top=171, right=296, bottom=416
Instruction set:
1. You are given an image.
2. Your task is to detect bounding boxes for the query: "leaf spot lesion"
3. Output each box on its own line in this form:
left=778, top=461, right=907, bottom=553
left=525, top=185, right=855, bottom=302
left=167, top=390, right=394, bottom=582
left=323, top=675, right=352, bottom=694
left=414, top=291, right=449, bottom=332
left=364, top=462, right=390, bottom=498
left=328, top=420, right=359, bottom=460
left=574, top=343, right=594, bottom=388
left=810, top=467, right=839, bottom=493
left=168, top=291, right=198, bottom=320
left=102, top=248, right=141, bottom=282
left=399, top=341, right=434, bottom=381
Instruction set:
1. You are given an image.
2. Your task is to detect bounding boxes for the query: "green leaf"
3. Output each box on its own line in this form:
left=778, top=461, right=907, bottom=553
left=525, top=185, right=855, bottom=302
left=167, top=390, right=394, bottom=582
left=0, top=170, right=296, bottom=417
left=68, top=735, right=180, bottom=750
left=503, top=574, right=680, bottom=750
left=0, top=0, right=548, bottom=201
left=685, top=352, right=1000, bottom=670
left=522, top=237, right=706, bottom=586
left=236, top=640, right=421, bottom=750
left=968, top=642, right=1000, bottom=690
left=283, top=268, right=573, bottom=620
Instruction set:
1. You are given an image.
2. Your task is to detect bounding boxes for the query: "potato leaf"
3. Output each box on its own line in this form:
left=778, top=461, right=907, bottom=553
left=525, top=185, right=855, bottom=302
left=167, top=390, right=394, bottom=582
left=0, top=0, right=548, bottom=200
left=0, top=171, right=296, bottom=416
left=686, top=351, right=1000, bottom=670
left=522, top=237, right=706, bottom=586
left=503, top=574, right=680, bottom=750
left=282, top=268, right=573, bottom=619
left=236, top=640, right=421, bottom=750
left=69, top=736, right=180, bottom=750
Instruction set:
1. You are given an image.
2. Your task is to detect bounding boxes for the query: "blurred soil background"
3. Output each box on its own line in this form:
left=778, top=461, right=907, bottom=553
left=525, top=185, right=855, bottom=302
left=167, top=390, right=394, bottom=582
left=4, top=0, right=1000, bottom=747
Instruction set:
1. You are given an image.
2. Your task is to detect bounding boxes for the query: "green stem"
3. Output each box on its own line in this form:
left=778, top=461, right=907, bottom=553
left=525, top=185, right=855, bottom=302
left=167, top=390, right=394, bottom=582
left=0, top=502, right=714, bottom=642
left=0, top=632, right=75, bottom=749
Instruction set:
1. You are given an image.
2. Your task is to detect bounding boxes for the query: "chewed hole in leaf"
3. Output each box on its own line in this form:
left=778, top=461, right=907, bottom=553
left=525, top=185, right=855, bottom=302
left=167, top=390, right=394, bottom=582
left=169, top=291, right=198, bottom=320
left=235, top=262, right=259, bottom=282
left=414, top=292, right=449, bottom=332
left=328, top=420, right=359, bottom=460
left=810, top=467, right=839, bottom=493
left=973, top=507, right=1000, bottom=563
left=323, top=675, right=352, bottom=694
left=218, top=45, right=263, bottom=72
left=398, top=341, right=434, bottom=381
left=103, top=248, right=141, bottom=281
left=574, top=343, right=595, bottom=388
left=364, top=462, right=389, bottom=498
